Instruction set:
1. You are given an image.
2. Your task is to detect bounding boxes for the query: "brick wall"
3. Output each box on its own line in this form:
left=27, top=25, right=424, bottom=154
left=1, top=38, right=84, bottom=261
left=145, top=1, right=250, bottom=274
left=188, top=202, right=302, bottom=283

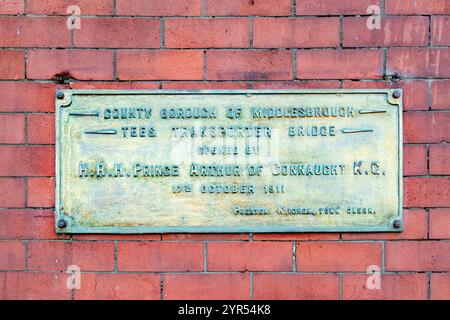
left=0, top=0, right=449, bottom=300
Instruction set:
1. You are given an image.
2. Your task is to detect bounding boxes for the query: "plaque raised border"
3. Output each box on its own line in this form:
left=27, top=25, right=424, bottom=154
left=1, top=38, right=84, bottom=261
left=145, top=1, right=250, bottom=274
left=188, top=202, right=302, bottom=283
left=55, top=89, right=403, bottom=234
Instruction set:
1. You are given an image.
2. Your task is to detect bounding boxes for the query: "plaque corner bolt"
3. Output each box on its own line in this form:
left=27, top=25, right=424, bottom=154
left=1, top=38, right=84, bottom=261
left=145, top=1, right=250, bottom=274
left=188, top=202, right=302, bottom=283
left=392, top=90, right=402, bottom=99
left=57, top=218, right=67, bottom=229
left=56, top=91, right=65, bottom=100
left=393, top=219, right=402, bottom=229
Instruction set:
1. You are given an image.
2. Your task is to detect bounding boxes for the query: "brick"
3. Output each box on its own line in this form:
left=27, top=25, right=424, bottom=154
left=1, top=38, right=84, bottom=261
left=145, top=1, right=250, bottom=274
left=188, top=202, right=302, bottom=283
left=0, top=17, right=71, bottom=48
left=0, top=209, right=66, bottom=240
left=404, top=112, right=450, bottom=144
left=253, top=233, right=340, bottom=241
left=430, top=145, right=450, bottom=175
left=252, top=81, right=340, bottom=89
left=0, top=82, right=56, bottom=112
left=162, top=233, right=249, bottom=241
left=0, top=146, right=54, bottom=176
left=297, top=242, right=382, bottom=272
left=116, top=0, right=202, bottom=16
left=0, top=178, right=25, bottom=208
left=432, top=16, right=450, bottom=46
left=164, top=274, right=250, bottom=300
left=342, top=80, right=428, bottom=111
left=165, top=18, right=250, bottom=48
left=207, top=242, right=292, bottom=271
left=405, top=177, right=450, bottom=207
left=431, top=273, right=450, bottom=299
left=386, top=241, right=450, bottom=271
left=162, top=81, right=251, bottom=90
left=0, top=0, right=24, bottom=14
left=74, top=18, right=160, bottom=48
left=341, top=209, right=427, bottom=240
left=431, top=80, right=450, bottom=110
left=404, top=145, right=428, bottom=176
left=28, top=241, right=115, bottom=271
left=343, top=274, right=427, bottom=300
left=387, top=48, right=450, bottom=78
left=343, top=16, right=429, bottom=47
left=0, top=114, right=25, bottom=144
left=297, top=49, right=382, bottom=79
left=27, top=177, right=55, bottom=208
left=117, top=50, right=203, bottom=80
left=0, top=50, right=24, bottom=80
left=253, top=17, right=339, bottom=48
left=27, top=0, right=113, bottom=15
left=386, top=0, right=450, bottom=14
left=0, top=241, right=25, bottom=270
left=118, top=242, right=203, bottom=272
left=27, top=49, right=114, bottom=81
left=297, top=0, right=381, bottom=15
left=0, top=272, right=71, bottom=300
left=429, top=209, right=450, bottom=239
left=395, top=81, right=429, bottom=110
left=253, top=274, right=339, bottom=300
left=75, top=274, right=160, bottom=300
left=27, top=114, right=55, bottom=145
left=207, top=0, right=291, bottom=16
left=207, top=50, right=293, bottom=80
left=69, top=81, right=160, bottom=90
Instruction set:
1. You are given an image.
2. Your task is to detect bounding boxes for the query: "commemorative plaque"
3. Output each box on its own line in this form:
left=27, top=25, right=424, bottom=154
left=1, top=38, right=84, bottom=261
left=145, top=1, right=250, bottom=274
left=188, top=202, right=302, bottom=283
left=55, top=90, right=402, bottom=233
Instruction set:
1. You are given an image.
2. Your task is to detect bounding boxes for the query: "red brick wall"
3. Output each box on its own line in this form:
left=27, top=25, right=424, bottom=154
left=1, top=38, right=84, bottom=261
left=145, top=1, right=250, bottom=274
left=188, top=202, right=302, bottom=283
left=0, top=0, right=449, bottom=300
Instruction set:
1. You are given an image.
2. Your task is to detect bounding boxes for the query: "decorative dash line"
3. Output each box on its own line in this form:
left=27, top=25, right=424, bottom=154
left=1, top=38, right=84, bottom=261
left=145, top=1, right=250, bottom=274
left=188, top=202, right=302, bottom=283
left=359, top=110, right=387, bottom=114
left=69, top=112, right=99, bottom=117
left=342, top=128, right=374, bottom=134
left=84, top=129, right=117, bottom=135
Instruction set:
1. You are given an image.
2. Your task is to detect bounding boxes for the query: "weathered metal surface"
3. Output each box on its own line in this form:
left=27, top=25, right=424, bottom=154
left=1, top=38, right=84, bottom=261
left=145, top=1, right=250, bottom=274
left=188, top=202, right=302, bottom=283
left=55, top=89, right=403, bottom=233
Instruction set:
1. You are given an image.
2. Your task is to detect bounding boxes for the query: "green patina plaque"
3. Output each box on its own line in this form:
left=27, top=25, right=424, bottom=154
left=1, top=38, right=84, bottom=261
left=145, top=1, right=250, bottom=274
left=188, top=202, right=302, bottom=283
left=55, top=89, right=403, bottom=233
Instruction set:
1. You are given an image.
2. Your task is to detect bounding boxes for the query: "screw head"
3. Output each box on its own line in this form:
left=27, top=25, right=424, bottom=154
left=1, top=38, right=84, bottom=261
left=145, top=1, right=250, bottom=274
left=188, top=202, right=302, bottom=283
left=392, top=90, right=401, bottom=99
left=57, top=219, right=67, bottom=229
left=393, top=220, right=401, bottom=229
left=56, top=91, right=65, bottom=99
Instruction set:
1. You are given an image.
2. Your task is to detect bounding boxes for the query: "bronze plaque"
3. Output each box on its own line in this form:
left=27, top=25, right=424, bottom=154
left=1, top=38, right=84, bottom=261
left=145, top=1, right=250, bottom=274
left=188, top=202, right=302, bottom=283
left=55, top=89, right=402, bottom=233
